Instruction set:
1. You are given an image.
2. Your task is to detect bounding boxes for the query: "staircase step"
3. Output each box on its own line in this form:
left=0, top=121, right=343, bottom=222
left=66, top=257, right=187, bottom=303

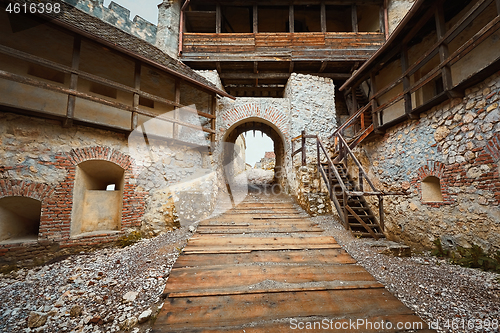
left=348, top=223, right=380, bottom=228
left=348, top=214, right=375, bottom=219
left=351, top=232, right=385, bottom=238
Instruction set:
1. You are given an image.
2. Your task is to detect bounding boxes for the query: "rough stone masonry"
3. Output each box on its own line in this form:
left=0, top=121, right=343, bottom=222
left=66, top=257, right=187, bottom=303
left=355, top=71, right=500, bottom=252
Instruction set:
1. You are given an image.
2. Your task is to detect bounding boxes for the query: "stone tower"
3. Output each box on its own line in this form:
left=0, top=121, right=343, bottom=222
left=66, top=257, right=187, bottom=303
left=156, top=0, right=181, bottom=58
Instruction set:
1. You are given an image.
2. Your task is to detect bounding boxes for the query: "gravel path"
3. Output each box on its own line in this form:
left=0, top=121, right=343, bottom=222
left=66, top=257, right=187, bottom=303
left=0, top=227, right=192, bottom=333
left=1, top=201, right=499, bottom=333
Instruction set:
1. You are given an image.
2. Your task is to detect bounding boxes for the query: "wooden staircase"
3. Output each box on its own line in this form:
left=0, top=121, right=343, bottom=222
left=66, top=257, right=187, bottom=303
left=293, top=100, right=405, bottom=239
left=331, top=163, right=385, bottom=239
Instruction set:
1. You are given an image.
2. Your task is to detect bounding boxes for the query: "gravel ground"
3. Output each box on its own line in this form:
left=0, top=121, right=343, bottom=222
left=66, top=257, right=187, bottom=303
left=313, top=214, right=500, bottom=333
left=0, top=227, right=193, bottom=333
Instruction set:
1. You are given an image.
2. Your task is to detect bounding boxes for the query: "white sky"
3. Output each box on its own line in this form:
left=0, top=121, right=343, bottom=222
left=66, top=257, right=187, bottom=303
left=103, top=0, right=160, bottom=24
left=243, top=132, right=274, bottom=167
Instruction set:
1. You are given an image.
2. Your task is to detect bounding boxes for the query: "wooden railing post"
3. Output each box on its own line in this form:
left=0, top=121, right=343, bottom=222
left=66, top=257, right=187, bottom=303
left=301, top=130, right=306, bottom=166
left=379, top=195, right=384, bottom=231
left=359, top=168, right=363, bottom=191
left=343, top=191, right=348, bottom=230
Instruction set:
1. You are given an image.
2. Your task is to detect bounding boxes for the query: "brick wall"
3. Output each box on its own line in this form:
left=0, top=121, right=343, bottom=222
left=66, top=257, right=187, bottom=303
left=0, top=146, right=146, bottom=271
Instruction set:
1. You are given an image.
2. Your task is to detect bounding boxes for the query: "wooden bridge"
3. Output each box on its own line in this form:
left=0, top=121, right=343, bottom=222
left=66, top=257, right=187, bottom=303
left=152, top=187, right=432, bottom=332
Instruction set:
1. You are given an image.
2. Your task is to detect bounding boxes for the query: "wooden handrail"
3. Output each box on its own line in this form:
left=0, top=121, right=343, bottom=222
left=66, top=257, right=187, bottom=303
left=333, top=101, right=371, bottom=136
left=336, top=134, right=377, bottom=192
left=317, top=137, right=348, bottom=193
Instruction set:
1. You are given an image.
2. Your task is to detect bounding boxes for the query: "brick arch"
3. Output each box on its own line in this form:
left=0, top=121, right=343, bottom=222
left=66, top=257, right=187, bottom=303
left=416, top=160, right=447, bottom=180
left=65, top=147, right=132, bottom=170
left=0, top=179, right=54, bottom=202
left=413, top=160, right=452, bottom=206
left=220, top=103, right=290, bottom=139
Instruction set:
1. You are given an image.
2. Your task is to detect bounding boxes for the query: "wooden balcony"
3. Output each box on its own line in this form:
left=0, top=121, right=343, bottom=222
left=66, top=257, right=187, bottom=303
left=181, top=32, right=385, bottom=62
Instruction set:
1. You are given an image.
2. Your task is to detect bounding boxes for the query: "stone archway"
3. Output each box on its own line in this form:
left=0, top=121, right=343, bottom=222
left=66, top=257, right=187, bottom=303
left=223, top=117, right=286, bottom=184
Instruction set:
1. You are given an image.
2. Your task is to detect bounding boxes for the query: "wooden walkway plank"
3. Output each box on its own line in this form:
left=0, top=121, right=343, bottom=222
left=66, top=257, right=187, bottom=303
left=173, top=249, right=356, bottom=268
left=165, top=264, right=379, bottom=295
left=153, top=191, right=433, bottom=333
left=182, top=314, right=431, bottom=333
left=154, top=289, right=418, bottom=329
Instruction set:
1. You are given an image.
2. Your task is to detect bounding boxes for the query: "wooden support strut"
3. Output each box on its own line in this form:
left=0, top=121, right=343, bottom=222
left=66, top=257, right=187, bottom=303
left=400, top=45, right=417, bottom=119
left=64, top=36, right=81, bottom=128
left=321, top=2, right=327, bottom=33
left=351, top=4, right=358, bottom=33
left=253, top=5, right=258, bottom=33
left=131, top=60, right=141, bottom=131
left=173, top=78, right=181, bottom=139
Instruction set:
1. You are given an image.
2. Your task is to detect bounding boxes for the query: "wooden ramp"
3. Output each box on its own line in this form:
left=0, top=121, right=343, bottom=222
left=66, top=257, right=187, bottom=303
left=153, top=193, right=433, bottom=332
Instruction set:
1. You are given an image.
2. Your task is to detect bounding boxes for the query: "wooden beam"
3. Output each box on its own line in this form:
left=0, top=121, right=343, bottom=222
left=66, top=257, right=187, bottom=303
left=497, top=0, right=500, bottom=15
left=351, top=85, right=358, bottom=115
left=174, top=78, right=181, bottom=139
left=253, top=5, right=258, bottom=33
left=220, top=72, right=291, bottom=79
left=317, top=73, right=352, bottom=80
left=319, top=61, right=328, bottom=73
left=289, top=5, right=294, bottom=33
left=400, top=45, right=414, bottom=117
left=383, top=0, right=389, bottom=40
left=132, top=60, right=141, bottom=131
left=352, top=4, right=358, bottom=33
left=370, top=71, right=380, bottom=129
left=254, top=61, right=259, bottom=86
left=228, top=87, right=284, bottom=94
left=379, top=4, right=385, bottom=39
left=216, top=4, right=222, bottom=34
left=289, top=61, right=294, bottom=73
left=321, top=2, right=327, bottom=33
left=435, top=3, right=460, bottom=99
left=64, top=36, right=81, bottom=128
left=210, top=95, right=216, bottom=145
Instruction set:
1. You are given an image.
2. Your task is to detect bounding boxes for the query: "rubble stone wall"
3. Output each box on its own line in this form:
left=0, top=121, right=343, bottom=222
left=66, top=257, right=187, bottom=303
left=355, top=71, right=500, bottom=251
left=387, top=0, right=416, bottom=35
left=284, top=73, right=337, bottom=214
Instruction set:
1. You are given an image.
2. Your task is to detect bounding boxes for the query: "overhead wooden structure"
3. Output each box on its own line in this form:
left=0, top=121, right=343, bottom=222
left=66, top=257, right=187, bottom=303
left=179, top=0, right=386, bottom=97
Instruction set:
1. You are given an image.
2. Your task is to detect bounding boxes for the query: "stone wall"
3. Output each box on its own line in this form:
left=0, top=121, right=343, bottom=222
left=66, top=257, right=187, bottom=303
left=284, top=73, right=337, bottom=214
left=62, top=0, right=157, bottom=44
left=387, top=0, right=415, bottom=35
left=355, top=71, right=500, bottom=251
left=0, top=112, right=217, bottom=270
left=156, top=0, right=181, bottom=58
